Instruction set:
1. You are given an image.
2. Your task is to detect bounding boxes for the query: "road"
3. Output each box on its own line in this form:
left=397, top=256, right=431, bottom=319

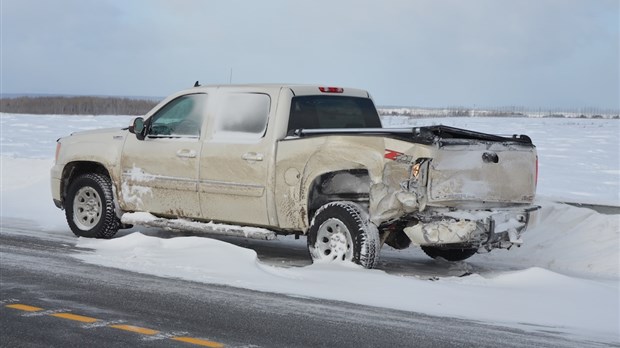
left=0, top=219, right=614, bottom=348
left=563, top=202, right=620, bottom=215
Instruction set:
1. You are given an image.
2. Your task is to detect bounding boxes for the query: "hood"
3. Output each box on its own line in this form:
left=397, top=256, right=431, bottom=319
left=70, top=127, right=126, bottom=137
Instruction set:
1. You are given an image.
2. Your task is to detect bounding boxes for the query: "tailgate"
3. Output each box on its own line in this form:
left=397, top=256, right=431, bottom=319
left=427, top=143, right=537, bottom=205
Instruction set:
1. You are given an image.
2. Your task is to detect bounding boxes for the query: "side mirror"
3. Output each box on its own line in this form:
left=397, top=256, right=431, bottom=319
left=129, top=117, right=146, bottom=140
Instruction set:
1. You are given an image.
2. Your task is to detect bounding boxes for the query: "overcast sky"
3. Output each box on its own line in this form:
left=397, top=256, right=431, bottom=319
left=2, top=0, right=618, bottom=109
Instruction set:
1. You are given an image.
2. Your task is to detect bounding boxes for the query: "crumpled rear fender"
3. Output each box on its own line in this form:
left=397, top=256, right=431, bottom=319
left=299, top=137, right=385, bottom=227
left=275, top=135, right=429, bottom=231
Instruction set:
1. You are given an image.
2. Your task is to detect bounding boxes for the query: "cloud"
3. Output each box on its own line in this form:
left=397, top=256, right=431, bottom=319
left=1, top=0, right=618, bottom=108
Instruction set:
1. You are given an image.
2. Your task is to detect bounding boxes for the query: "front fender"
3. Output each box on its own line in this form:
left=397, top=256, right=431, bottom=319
left=55, top=130, right=127, bottom=207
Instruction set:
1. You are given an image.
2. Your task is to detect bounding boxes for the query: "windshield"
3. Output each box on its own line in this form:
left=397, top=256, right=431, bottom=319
left=288, top=96, right=382, bottom=134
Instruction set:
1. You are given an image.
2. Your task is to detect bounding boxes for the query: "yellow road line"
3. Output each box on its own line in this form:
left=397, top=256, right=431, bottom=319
left=171, top=336, right=225, bottom=347
left=50, top=312, right=99, bottom=323
left=5, top=304, right=43, bottom=312
left=109, top=324, right=159, bottom=335
left=6, top=303, right=225, bottom=346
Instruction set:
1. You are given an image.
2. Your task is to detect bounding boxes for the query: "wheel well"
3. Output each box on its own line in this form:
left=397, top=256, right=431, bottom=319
left=61, top=161, right=110, bottom=204
left=307, top=169, right=371, bottom=220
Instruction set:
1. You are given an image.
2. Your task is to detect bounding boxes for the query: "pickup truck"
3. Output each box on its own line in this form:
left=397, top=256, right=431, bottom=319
left=51, top=84, right=539, bottom=268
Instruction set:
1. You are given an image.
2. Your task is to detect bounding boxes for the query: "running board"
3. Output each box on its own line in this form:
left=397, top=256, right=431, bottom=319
left=120, top=212, right=277, bottom=240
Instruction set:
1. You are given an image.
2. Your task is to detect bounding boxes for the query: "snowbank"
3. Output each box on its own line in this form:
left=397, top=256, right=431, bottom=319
left=476, top=200, right=620, bottom=279
left=76, top=232, right=619, bottom=341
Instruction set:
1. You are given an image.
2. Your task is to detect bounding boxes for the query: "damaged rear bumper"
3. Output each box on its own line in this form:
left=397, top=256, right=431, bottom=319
left=403, top=205, right=540, bottom=250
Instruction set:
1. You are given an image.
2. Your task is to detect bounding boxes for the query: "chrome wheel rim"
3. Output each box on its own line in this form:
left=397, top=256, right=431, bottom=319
left=73, top=186, right=102, bottom=230
left=314, top=218, right=353, bottom=261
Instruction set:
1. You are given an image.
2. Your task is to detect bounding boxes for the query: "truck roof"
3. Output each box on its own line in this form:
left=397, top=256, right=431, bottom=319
left=184, top=84, right=371, bottom=98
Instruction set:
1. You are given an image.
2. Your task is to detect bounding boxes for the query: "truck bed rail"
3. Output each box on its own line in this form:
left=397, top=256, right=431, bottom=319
left=288, top=125, right=533, bottom=145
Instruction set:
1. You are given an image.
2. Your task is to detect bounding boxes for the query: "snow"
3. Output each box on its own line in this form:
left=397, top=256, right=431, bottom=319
left=475, top=200, right=619, bottom=279
left=1, top=113, right=619, bottom=342
left=120, top=166, right=154, bottom=209
left=120, top=181, right=152, bottom=208
left=1, top=157, right=66, bottom=230
left=0, top=114, right=134, bottom=158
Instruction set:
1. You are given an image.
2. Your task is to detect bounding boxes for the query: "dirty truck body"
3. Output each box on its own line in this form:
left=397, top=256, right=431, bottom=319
left=51, top=84, right=538, bottom=268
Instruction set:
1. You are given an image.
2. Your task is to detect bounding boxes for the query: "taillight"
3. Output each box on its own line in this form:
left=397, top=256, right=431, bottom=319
left=55, top=142, right=61, bottom=163
left=319, top=87, right=344, bottom=93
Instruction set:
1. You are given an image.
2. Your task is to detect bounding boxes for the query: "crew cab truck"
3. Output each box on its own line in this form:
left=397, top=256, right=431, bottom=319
left=51, top=84, right=539, bottom=268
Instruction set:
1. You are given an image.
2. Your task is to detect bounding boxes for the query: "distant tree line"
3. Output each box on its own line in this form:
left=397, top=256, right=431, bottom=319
left=377, top=107, right=525, bottom=118
left=378, top=105, right=620, bottom=119
left=0, top=96, right=159, bottom=115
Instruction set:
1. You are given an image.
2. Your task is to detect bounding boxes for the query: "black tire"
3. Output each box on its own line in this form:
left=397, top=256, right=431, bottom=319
left=421, top=246, right=477, bottom=262
left=65, top=173, right=120, bottom=239
left=307, top=201, right=380, bottom=269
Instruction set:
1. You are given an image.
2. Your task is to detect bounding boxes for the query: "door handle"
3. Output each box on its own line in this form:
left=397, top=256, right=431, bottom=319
left=176, top=149, right=197, bottom=158
left=242, top=152, right=264, bottom=162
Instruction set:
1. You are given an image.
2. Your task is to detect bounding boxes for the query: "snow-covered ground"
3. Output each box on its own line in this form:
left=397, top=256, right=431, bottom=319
left=1, top=113, right=619, bottom=343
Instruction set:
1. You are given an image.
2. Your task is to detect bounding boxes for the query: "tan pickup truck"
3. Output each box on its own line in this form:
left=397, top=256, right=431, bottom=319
left=51, top=84, right=539, bottom=268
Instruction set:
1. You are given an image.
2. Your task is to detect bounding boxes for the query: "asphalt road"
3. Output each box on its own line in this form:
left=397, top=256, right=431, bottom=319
left=0, top=220, right=614, bottom=348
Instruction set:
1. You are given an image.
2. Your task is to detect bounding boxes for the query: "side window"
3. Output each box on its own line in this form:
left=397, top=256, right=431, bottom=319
left=212, top=93, right=270, bottom=142
left=148, top=94, right=207, bottom=138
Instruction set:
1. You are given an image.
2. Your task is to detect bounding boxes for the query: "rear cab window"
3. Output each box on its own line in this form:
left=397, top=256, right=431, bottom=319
left=287, top=96, right=382, bottom=135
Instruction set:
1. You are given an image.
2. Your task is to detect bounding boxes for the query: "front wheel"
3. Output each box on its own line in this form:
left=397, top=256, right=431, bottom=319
left=65, top=173, right=120, bottom=239
left=421, top=246, right=477, bottom=262
left=307, top=201, right=380, bottom=269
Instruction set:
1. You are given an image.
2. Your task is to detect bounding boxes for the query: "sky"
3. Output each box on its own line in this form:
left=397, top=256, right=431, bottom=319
left=1, top=0, right=619, bottom=109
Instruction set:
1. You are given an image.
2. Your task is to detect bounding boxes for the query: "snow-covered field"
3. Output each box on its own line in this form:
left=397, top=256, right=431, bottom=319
left=1, top=113, right=619, bottom=343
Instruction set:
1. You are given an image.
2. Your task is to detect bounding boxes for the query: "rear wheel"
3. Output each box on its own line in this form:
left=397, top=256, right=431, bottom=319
left=307, top=201, right=380, bottom=269
left=421, top=246, right=477, bottom=262
left=65, top=173, right=120, bottom=239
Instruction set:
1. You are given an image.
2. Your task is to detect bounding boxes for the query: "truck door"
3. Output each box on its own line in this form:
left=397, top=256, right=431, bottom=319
left=120, top=93, right=207, bottom=218
left=199, top=91, right=275, bottom=226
